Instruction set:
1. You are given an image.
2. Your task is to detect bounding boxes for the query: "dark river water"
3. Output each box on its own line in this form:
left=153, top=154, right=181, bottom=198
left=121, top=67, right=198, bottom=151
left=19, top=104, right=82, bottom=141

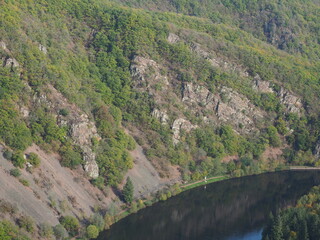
left=98, top=171, right=320, bottom=240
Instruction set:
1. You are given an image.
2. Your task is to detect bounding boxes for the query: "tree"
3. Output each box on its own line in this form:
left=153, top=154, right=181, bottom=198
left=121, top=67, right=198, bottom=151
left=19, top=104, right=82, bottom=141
left=87, top=225, right=99, bottom=239
left=123, top=177, right=134, bottom=204
left=270, top=215, right=283, bottom=240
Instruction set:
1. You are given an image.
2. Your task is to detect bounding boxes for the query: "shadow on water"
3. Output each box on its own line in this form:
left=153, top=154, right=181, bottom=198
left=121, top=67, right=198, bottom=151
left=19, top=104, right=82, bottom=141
left=98, top=171, right=320, bottom=240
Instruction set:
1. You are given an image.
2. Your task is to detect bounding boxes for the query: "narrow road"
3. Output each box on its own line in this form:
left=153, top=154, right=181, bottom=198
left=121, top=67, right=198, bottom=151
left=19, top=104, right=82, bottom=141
left=289, top=166, right=320, bottom=170
left=181, top=175, right=226, bottom=188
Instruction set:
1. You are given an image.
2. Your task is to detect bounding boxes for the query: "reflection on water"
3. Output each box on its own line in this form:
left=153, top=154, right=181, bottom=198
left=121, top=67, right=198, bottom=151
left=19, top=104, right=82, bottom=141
left=226, top=229, right=262, bottom=240
left=98, top=171, right=320, bottom=240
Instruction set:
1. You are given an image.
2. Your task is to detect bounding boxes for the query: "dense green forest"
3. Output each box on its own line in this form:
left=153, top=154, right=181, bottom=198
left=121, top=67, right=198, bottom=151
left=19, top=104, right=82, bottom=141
left=263, top=186, right=320, bottom=240
left=0, top=0, right=320, bottom=238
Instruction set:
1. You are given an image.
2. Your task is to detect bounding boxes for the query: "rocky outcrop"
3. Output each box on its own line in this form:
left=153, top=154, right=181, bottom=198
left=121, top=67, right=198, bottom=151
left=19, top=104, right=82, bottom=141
left=152, top=109, right=169, bottom=125
left=252, top=75, right=273, bottom=93
left=182, top=83, right=263, bottom=133
left=167, top=33, right=180, bottom=44
left=216, top=87, right=263, bottom=132
left=3, top=57, right=19, bottom=68
left=36, top=85, right=101, bottom=178
left=313, top=140, right=320, bottom=160
left=189, top=42, right=249, bottom=77
left=182, top=82, right=216, bottom=108
left=0, top=41, right=20, bottom=70
left=252, top=75, right=303, bottom=115
left=130, top=56, right=169, bottom=89
left=277, top=87, right=303, bottom=115
left=172, top=118, right=197, bottom=144
left=68, top=115, right=100, bottom=178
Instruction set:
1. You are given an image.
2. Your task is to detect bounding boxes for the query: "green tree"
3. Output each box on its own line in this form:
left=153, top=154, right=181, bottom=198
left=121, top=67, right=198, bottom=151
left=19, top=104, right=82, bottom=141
left=86, top=224, right=99, bottom=239
left=123, top=177, right=134, bottom=204
left=270, top=215, right=283, bottom=240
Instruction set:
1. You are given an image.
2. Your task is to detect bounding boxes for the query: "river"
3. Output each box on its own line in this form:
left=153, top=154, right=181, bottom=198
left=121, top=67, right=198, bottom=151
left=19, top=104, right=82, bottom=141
left=98, top=171, right=320, bottom=240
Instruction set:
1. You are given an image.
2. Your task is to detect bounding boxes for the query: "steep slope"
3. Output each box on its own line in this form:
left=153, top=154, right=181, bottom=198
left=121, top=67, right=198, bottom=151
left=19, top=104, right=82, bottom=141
left=0, top=0, right=319, bottom=238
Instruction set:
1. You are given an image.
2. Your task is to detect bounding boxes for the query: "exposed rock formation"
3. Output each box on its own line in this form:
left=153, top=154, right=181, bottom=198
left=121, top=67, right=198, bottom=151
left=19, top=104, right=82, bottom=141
left=182, top=83, right=263, bottom=133
left=313, top=140, right=320, bottom=160
left=216, top=87, right=263, bottom=132
left=172, top=118, right=197, bottom=144
left=182, top=82, right=216, bottom=108
left=152, top=109, right=169, bottom=125
left=130, top=56, right=169, bottom=89
left=3, top=57, right=19, bottom=68
left=252, top=75, right=273, bottom=93
left=251, top=75, right=303, bottom=115
left=167, top=33, right=180, bottom=44
left=36, top=85, right=101, bottom=178
left=189, top=42, right=249, bottom=77
left=277, top=87, right=303, bottom=115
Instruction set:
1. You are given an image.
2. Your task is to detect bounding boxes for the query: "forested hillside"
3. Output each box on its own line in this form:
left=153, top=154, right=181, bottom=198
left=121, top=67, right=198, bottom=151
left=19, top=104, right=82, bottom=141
left=0, top=0, right=319, bottom=239
left=263, top=185, right=320, bottom=240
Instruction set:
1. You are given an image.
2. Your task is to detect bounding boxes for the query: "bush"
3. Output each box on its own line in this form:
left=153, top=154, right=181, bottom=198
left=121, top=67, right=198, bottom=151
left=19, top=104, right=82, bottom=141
left=59, top=145, right=83, bottom=169
left=53, top=224, right=68, bottom=240
left=59, top=108, right=69, bottom=117
left=90, top=213, right=105, bottom=231
left=3, top=149, right=13, bottom=160
left=39, top=223, right=53, bottom=238
left=18, top=216, right=35, bottom=233
left=27, top=152, right=40, bottom=168
left=11, top=152, right=25, bottom=168
left=60, top=216, right=80, bottom=236
left=86, top=225, right=99, bottom=239
left=19, top=179, right=29, bottom=187
left=9, top=168, right=21, bottom=177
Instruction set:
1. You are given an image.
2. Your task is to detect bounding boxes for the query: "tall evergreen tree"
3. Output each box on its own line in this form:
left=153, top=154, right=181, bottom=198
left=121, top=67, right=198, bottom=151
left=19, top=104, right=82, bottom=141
left=270, top=215, right=283, bottom=240
left=123, top=177, right=134, bottom=204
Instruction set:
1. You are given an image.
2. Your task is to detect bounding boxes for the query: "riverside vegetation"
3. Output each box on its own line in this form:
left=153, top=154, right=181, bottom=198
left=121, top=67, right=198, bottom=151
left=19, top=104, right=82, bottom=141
left=0, top=0, right=320, bottom=239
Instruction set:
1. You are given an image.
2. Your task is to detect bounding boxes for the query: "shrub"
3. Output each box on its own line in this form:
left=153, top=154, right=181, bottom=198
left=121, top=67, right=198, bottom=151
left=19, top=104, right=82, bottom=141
left=59, top=145, right=83, bottom=169
left=90, top=213, right=105, bottom=231
left=19, top=179, right=29, bottom=187
left=9, top=168, right=21, bottom=177
left=53, top=224, right=68, bottom=240
left=59, top=108, right=69, bottom=117
left=27, top=152, right=40, bottom=168
left=3, top=149, right=13, bottom=160
left=39, top=223, right=53, bottom=238
left=18, top=216, right=35, bottom=233
left=11, top=152, right=25, bottom=168
left=60, top=216, right=80, bottom=236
